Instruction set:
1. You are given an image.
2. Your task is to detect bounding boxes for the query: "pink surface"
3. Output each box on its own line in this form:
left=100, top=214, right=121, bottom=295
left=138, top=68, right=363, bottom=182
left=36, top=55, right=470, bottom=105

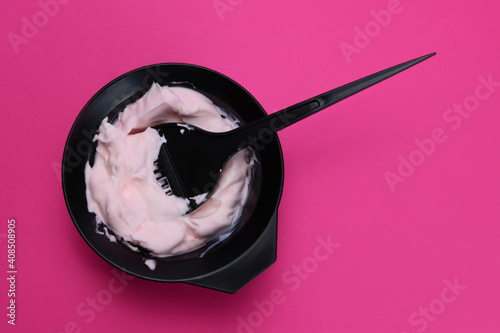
left=1, top=0, right=499, bottom=332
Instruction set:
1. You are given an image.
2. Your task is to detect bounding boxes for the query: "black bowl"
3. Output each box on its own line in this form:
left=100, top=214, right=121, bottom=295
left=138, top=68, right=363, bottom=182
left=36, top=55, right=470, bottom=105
left=62, top=63, right=284, bottom=293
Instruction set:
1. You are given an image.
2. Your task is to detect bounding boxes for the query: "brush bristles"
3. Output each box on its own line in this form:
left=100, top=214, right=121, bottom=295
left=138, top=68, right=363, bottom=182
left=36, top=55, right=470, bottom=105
left=153, top=160, right=173, bottom=196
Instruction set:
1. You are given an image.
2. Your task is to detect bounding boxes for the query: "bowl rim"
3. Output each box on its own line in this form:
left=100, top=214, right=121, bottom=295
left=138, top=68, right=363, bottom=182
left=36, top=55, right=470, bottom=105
left=62, top=62, right=285, bottom=283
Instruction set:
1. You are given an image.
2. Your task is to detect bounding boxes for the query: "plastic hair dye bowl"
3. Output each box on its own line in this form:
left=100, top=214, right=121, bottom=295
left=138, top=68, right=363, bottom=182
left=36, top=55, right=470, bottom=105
left=62, top=64, right=284, bottom=293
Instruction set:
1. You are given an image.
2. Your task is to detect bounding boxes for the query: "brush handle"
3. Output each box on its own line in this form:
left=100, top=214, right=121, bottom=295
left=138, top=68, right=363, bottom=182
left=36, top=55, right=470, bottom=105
left=228, top=52, right=435, bottom=149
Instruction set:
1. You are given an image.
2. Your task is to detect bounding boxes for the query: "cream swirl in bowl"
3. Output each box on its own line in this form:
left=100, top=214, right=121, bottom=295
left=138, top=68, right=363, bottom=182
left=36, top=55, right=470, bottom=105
left=85, top=83, right=254, bottom=257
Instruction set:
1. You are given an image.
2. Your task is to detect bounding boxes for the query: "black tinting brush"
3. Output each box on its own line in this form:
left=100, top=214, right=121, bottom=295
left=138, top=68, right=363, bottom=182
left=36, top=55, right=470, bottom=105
left=154, top=53, right=436, bottom=211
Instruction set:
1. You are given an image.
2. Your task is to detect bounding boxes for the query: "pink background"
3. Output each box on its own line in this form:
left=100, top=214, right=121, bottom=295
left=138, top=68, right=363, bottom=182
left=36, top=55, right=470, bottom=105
left=1, top=0, right=500, bottom=332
